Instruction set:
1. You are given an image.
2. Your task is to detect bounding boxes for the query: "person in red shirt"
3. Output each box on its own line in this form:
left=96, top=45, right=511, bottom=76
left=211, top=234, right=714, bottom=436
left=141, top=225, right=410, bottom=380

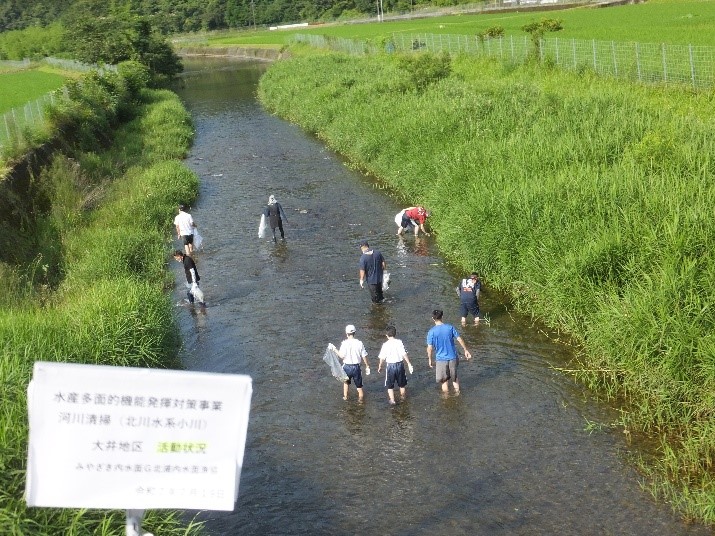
left=395, top=206, right=430, bottom=236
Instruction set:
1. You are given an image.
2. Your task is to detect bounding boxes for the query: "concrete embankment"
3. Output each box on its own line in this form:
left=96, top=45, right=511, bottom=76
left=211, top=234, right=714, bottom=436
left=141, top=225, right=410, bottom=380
left=176, top=46, right=288, bottom=62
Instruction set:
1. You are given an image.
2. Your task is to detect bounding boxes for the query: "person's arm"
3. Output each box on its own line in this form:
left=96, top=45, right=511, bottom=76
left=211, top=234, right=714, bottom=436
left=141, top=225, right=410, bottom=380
left=176, top=224, right=181, bottom=238
left=377, top=357, right=385, bottom=373
left=426, top=344, right=434, bottom=368
left=403, top=352, right=414, bottom=374
left=278, top=204, right=288, bottom=222
left=456, top=336, right=472, bottom=359
left=359, top=268, right=366, bottom=288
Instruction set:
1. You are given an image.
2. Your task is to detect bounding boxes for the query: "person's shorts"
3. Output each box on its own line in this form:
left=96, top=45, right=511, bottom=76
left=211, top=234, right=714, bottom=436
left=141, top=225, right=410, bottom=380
left=385, top=362, right=407, bottom=389
left=460, top=301, right=479, bottom=318
left=436, top=358, right=458, bottom=383
left=182, top=234, right=194, bottom=246
left=400, top=215, right=416, bottom=229
left=343, top=363, right=363, bottom=388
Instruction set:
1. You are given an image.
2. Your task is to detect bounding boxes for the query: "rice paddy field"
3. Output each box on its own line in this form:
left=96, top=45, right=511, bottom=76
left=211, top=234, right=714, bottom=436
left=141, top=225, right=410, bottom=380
left=0, top=68, right=67, bottom=114
left=184, top=0, right=715, bottom=48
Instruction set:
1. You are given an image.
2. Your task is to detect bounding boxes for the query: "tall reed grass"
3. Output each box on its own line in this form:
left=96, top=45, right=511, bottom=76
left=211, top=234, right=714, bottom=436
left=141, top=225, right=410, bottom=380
left=0, top=69, right=202, bottom=532
left=258, top=52, right=715, bottom=523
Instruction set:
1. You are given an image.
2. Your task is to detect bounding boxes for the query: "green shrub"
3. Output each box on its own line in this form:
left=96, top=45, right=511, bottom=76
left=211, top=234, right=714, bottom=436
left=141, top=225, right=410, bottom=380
left=397, top=51, right=452, bottom=92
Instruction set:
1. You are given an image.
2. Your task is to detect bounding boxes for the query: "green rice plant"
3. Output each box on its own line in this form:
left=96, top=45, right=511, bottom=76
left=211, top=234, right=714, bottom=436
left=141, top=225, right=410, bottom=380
left=200, top=0, right=715, bottom=48
left=0, top=69, right=67, bottom=113
left=259, top=51, right=715, bottom=523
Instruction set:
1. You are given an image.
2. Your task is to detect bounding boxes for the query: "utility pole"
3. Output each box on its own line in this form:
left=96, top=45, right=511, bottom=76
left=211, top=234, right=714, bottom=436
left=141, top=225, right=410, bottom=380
left=250, top=0, right=256, bottom=30
left=376, top=0, right=384, bottom=21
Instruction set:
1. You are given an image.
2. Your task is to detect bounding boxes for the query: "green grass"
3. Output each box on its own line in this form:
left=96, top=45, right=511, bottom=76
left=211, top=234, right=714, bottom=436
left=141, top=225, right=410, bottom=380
left=0, top=68, right=67, bottom=114
left=187, top=0, right=715, bottom=48
left=258, top=51, right=715, bottom=524
left=0, top=71, right=202, bottom=534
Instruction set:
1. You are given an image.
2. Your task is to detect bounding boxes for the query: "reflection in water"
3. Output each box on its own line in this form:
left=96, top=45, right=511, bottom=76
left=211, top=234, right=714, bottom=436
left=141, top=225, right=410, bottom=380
left=171, top=57, right=709, bottom=536
left=413, top=236, right=429, bottom=257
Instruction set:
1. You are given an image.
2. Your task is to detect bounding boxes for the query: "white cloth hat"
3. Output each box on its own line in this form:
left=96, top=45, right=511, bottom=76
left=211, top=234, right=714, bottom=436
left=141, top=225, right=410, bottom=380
left=268, top=195, right=276, bottom=204
left=345, top=324, right=356, bottom=334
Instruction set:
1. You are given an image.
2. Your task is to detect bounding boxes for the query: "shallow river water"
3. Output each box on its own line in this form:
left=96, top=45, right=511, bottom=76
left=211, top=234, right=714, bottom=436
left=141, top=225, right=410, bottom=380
left=171, top=57, right=709, bottom=536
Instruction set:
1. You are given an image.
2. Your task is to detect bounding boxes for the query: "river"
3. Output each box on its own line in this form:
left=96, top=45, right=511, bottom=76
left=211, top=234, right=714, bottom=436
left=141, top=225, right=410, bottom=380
left=171, top=56, right=708, bottom=536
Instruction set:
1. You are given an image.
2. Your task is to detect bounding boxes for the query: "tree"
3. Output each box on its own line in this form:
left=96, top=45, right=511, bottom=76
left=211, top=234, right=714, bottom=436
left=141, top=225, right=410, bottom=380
left=522, top=18, right=563, bottom=56
left=63, top=10, right=182, bottom=84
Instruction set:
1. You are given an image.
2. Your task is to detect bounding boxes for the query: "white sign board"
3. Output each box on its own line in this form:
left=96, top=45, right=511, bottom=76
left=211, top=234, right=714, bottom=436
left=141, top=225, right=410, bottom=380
left=26, top=361, right=252, bottom=511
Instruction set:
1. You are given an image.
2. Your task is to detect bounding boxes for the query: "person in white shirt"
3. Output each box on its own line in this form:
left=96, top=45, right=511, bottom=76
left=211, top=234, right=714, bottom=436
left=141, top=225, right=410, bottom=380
left=330, top=325, right=371, bottom=401
left=377, top=325, right=414, bottom=405
left=174, top=204, right=197, bottom=255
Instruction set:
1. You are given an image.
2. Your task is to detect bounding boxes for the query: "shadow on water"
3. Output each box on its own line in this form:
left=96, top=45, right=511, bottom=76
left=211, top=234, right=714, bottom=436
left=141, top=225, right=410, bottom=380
left=171, top=57, right=709, bottom=535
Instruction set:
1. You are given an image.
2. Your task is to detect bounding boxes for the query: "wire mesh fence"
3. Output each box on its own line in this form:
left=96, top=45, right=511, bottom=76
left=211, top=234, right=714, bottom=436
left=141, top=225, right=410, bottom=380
left=0, top=59, right=31, bottom=70
left=293, top=31, right=715, bottom=89
left=392, top=33, right=715, bottom=88
left=0, top=91, right=65, bottom=152
left=0, top=58, right=117, bottom=153
left=292, top=34, right=380, bottom=56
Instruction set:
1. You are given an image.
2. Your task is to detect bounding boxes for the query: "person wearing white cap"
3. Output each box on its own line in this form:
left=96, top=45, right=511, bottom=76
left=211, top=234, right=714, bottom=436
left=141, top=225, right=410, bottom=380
left=328, top=324, right=371, bottom=401
left=263, top=194, right=288, bottom=242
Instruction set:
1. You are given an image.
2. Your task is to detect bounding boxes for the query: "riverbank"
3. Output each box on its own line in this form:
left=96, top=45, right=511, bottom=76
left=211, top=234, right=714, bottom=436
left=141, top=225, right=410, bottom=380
left=176, top=45, right=289, bottom=62
left=0, top=65, right=204, bottom=534
left=257, top=52, right=715, bottom=523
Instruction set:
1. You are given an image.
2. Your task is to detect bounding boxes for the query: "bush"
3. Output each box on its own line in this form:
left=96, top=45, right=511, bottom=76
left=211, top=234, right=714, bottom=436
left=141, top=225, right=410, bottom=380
left=397, top=51, right=452, bottom=92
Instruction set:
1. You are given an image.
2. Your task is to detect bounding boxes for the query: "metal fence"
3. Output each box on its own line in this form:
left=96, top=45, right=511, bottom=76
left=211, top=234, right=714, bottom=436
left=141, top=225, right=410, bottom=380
left=0, top=58, right=117, bottom=152
left=0, top=58, right=31, bottom=70
left=0, top=91, right=65, bottom=152
left=44, top=57, right=118, bottom=74
left=293, top=31, right=715, bottom=89
left=293, top=33, right=380, bottom=55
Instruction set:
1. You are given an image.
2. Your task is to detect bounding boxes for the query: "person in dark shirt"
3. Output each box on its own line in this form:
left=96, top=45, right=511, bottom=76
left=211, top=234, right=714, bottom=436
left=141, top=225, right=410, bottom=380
left=173, top=250, right=203, bottom=305
left=263, top=194, right=288, bottom=242
left=456, top=272, right=481, bottom=325
left=358, top=240, right=386, bottom=304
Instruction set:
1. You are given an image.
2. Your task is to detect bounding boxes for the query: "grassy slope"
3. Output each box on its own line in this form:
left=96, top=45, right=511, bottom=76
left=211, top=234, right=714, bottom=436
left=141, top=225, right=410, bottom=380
left=258, top=52, right=715, bottom=523
left=0, top=86, right=203, bottom=534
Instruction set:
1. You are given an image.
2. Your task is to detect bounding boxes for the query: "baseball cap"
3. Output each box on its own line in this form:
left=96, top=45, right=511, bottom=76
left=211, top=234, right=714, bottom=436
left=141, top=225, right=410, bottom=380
left=359, top=240, right=369, bottom=247
left=345, top=324, right=357, bottom=334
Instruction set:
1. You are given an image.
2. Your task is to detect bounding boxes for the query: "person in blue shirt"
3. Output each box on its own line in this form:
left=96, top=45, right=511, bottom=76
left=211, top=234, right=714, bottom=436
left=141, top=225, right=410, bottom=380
left=358, top=240, right=386, bottom=303
left=426, top=309, right=472, bottom=394
left=456, top=272, right=481, bottom=326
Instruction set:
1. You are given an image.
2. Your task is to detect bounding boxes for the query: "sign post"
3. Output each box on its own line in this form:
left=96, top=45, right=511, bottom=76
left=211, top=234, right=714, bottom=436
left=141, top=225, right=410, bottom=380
left=25, top=362, right=253, bottom=533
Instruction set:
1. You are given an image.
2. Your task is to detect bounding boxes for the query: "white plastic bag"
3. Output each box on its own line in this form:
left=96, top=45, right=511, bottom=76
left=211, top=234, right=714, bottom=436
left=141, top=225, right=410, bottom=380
left=258, top=214, right=268, bottom=239
left=191, top=283, right=205, bottom=304
left=193, top=228, right=203, bottom=250
left=382, top=271, right=391, bottom=291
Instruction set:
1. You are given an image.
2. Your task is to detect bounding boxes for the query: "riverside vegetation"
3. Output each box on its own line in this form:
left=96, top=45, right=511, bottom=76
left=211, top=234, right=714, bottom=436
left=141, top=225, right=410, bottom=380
left=0, top=62, right=204, bottom=534
left=258, top=52, right=715, bottom=523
